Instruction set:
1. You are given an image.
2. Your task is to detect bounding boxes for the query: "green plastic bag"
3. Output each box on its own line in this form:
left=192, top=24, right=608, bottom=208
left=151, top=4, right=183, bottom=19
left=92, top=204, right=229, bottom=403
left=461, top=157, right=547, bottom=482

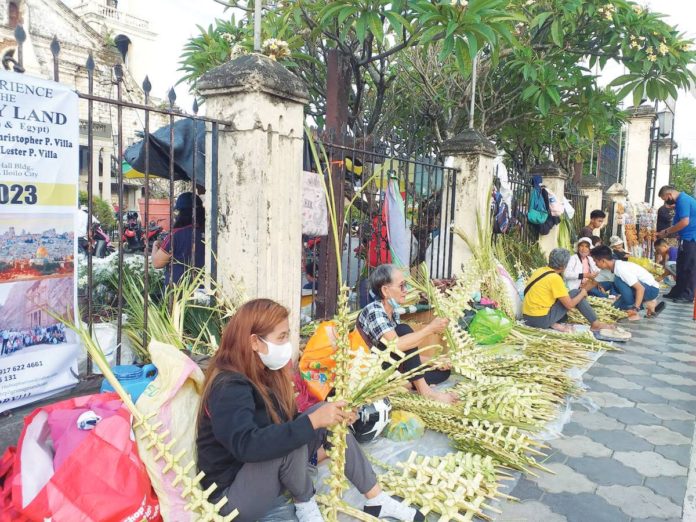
left=384, top=411, right=425, bottom=442
left=469, top=308, right=512, bottom=345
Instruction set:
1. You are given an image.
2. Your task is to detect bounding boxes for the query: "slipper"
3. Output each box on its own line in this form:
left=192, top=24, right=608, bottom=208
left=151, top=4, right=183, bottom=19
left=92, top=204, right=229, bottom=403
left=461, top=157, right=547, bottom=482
left=647, top=301, right=666, bottom=318
left=594, top=328, right=632, bottom=342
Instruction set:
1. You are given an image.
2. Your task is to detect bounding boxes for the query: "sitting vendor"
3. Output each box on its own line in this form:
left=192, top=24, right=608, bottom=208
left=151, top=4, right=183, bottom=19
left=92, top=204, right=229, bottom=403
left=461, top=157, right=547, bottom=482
left=591, top=246, right=664, bottom=317
left=523, top=248, right=617, bottom=333
left=196, top=299, right=424, bottom=522
left=563, top=237, right=609, bottom=297
left=356, top=264, right=456, bottom=404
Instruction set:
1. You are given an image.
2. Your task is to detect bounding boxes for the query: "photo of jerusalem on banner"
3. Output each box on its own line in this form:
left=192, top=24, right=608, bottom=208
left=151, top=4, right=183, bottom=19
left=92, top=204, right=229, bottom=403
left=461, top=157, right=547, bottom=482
left=0, top=69, right=80, bottom=413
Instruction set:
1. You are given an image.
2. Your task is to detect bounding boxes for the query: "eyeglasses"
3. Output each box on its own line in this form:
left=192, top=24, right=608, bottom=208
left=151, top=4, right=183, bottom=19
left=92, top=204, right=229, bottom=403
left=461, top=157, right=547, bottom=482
left=391, top=282, right=407, bottom=291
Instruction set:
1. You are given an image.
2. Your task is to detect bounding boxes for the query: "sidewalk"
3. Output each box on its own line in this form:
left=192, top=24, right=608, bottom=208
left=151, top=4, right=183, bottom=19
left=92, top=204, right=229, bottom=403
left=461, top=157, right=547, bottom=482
left=497, top=300, right=696, bottom=521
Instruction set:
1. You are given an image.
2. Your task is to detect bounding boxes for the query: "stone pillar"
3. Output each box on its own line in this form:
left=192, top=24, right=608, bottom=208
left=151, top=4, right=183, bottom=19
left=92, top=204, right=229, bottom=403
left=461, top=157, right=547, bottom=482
left=623, top=105, right=656, bottom=204
left=579, top=177, right=604, bottom=224
left=655, top=138, right=676, bottom=196
left=198, top=54, right=308, bottom=351
left=605, top=183, right=629, bottom=237
left=439, top=129, right=497, bottom=272
left=532, top=161, right=568, bottom=256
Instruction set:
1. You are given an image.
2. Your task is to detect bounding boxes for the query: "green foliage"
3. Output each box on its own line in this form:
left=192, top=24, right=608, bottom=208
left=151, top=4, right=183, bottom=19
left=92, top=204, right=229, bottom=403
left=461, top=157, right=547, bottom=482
left=180, top=0, right=696, bottom=169
left=671, top=157, right=696, bottom=195
left=79, top=191, right=116, bottom=229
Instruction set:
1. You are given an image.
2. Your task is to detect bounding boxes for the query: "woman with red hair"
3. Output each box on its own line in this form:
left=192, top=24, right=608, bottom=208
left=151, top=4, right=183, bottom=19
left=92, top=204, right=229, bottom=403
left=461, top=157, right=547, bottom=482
left=196, top=298, right=423, bottom=522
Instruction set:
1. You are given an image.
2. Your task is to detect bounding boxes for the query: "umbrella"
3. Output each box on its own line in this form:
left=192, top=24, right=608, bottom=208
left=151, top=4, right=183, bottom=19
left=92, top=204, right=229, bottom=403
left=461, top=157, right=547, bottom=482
left=123, top=118, right=205, bottom=184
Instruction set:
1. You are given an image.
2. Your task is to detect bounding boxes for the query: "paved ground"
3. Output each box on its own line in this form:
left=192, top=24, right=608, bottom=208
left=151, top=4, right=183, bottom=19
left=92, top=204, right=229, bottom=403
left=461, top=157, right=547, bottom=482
left=497, top=300, right=696, bottom=522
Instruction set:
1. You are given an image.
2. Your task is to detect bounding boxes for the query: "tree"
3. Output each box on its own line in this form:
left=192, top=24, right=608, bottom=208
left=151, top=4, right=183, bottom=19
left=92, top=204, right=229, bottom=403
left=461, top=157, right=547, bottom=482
left=79, top=191, right=117, bottom=229
left=671, top=157, right=696, bottom=195
left=180, top=0, right=695, bottom=169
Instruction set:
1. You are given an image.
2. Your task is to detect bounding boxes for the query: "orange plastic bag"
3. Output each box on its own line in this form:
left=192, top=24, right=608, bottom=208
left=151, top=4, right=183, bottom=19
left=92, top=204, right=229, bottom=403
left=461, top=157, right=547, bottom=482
left=299, top=321, right=370, bottom=401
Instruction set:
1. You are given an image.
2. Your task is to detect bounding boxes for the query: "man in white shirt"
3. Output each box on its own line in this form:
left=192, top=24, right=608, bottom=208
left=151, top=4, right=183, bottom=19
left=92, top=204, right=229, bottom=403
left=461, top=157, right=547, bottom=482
left=591, top=246, right=664, bottom=317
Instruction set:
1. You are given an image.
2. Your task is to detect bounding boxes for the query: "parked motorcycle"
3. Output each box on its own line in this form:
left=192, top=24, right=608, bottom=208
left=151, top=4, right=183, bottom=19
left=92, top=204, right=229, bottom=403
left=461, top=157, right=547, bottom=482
left=121, top=211, right=165, bottom=253
left=78, top=222, right=115, bottom=258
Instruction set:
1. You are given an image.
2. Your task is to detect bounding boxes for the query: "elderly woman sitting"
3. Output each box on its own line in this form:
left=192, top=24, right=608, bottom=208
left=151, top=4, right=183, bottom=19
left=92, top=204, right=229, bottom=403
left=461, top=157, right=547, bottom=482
left=356, top=264, right=456, bottom=404
left=563, top=237, right=611, bottom=297
left=523, top=248, right=616, bottom=333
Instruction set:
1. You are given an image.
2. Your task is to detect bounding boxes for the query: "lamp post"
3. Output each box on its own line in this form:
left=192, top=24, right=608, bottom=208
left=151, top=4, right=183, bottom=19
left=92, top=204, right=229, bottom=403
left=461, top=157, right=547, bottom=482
left=645, top=105, right=674, bottom=205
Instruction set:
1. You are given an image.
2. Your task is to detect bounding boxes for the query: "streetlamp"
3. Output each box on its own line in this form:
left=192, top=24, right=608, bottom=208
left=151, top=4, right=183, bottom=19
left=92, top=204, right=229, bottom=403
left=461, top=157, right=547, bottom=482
left=645, top=105, right=675, bottom=205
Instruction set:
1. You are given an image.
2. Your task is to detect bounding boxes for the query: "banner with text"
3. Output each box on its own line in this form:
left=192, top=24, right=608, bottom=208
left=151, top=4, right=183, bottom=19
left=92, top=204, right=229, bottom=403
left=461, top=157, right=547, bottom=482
left=0, top=70, right=80, bottom=413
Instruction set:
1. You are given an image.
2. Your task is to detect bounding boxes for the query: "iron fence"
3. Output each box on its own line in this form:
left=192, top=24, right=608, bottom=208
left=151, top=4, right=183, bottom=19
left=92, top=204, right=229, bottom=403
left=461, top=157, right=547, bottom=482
left=601, top=197, right=618, bottom=245
left=7, top=26, right=230, bottom=375
left=492, top=169, right=539, bottom=247
left=564, top=180, right=588, bottom=238
left=303, top=133, right=458, bottom=319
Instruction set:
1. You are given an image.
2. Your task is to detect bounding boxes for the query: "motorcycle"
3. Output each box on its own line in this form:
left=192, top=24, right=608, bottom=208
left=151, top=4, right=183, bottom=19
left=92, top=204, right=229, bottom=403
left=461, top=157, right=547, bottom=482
left=121, top=211, right=165, bottom=253
left=78, top=222, right=115, bottom=258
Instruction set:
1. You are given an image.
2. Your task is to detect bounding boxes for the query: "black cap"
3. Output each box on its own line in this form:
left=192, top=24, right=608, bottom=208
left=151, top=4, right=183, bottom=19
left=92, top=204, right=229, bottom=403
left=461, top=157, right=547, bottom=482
left=174, top=192, right=203, bottom=210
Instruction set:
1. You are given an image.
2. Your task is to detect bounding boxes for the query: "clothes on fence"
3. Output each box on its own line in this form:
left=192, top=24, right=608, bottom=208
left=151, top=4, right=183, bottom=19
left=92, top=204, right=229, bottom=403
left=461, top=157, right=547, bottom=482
left=211, top=401, right=377, bottom=521
left=563, top=253, right=600, bottom=291
left=356, top=301, right=449, bottom=385
left=522, top=267, right=568, bottom=317
left=613, top=277, right=660, bottom=311
left=523, top=289, right=598, bottom=329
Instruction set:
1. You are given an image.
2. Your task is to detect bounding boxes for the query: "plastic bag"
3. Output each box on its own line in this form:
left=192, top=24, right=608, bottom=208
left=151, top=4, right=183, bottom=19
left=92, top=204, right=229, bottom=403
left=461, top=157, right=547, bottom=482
left=383, top=411, right=425, bottom=442
left=11, top=393, right=161, bottom=522
left=135, top=340, right=206, bottom=522
left=469, top=308, right=513, bottom=345
left=298, top=321, right=369, bottom=401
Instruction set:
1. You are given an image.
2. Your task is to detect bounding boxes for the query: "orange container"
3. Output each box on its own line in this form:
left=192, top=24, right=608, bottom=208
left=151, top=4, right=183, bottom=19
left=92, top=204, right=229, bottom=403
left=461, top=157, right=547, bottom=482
left=139, top=198, right=171, bottom=231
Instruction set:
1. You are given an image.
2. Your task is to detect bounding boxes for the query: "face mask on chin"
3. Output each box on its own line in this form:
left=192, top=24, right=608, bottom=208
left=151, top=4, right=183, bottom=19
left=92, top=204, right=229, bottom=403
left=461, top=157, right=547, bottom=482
left=257, top=337, right=292, bottom=371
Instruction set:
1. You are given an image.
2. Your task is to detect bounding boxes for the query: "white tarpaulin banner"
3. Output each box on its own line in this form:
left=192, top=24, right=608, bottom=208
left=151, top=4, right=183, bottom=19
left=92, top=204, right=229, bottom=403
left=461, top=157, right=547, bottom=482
left=0, top=70, right=80, bottom=413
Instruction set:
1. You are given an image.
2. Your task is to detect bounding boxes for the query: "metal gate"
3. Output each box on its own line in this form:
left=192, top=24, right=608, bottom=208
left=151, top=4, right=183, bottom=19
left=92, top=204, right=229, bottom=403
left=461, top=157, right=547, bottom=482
left=303, top=133, right=458, bottom=319
left=7, top=26, right=231, bottom=375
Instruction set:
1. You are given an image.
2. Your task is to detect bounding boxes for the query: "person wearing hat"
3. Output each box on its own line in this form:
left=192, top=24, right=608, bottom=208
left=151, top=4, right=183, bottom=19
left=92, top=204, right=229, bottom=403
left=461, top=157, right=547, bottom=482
left=152, top=192, right=205, bottom=285
left=608, top=236, right=629, bottom=261
left=563, top=237, right=609, bottom=297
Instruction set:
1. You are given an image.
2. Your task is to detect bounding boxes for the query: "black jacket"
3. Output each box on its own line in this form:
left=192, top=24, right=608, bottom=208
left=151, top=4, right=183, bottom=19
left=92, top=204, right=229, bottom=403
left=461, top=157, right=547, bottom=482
left=196, top=371, right=315, bottom=492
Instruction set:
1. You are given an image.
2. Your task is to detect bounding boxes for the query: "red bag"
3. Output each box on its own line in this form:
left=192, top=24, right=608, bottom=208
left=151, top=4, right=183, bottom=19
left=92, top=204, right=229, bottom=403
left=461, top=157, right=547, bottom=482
left=11, top=392, right=162, bottom=522
left=1, top=447, right=29, bottom=522
left=368, top=206, right=392, bottom=268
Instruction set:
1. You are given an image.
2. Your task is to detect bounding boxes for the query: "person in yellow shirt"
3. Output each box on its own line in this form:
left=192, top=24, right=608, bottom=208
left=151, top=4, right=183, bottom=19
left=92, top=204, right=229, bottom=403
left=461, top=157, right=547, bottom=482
left=523, top=248, right=615, bottom=333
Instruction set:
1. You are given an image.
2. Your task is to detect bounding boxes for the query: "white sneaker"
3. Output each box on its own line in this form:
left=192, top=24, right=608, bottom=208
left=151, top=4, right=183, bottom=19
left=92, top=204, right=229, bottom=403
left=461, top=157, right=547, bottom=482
left=295, top=497, right=325, bottom=522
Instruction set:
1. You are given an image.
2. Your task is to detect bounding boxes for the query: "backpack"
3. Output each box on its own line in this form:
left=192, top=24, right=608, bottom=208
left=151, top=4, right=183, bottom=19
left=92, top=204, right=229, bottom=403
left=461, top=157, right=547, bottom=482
left=528, top=177, right=549, bottom=225
left=493, top=191, right=511, bottom=234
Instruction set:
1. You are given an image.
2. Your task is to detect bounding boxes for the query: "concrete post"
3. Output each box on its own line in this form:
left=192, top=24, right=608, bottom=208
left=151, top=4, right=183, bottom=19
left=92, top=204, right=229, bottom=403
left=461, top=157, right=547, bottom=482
left=655, top=138, right=676, bottom=194
left=439, top=129, right=497, bottom=272
left=623, top=105, right=656, bottom=204
left=531, top=161, right=568, bottom=256
left=605, top=183, right=629, bottom=237
left=198, top=54, right=309, bottom=351
left=579, top=177, right=604, bottom=224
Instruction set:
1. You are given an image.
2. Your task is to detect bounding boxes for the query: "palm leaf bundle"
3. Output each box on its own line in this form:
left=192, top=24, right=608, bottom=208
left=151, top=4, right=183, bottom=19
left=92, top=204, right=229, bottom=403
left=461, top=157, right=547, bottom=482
left=389, top=394, right=547, bottom=472
left=373, top=452, right=508, bottom=522
left=568, top=296, right=629, bottom=324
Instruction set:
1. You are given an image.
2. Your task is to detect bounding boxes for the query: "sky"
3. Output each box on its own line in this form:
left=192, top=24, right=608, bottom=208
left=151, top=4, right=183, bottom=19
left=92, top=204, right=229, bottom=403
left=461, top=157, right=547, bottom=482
left=117, top=0, right=696, bottom=158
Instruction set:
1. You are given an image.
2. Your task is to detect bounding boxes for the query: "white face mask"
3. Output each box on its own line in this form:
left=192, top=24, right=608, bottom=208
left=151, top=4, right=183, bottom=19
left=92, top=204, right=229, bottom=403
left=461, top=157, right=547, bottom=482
left=257, top=337, right=292, bottom=371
